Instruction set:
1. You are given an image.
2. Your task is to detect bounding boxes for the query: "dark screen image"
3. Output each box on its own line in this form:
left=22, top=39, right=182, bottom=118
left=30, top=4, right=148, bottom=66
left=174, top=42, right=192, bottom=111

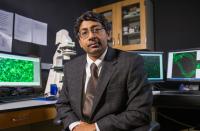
left=0, top=58, right=34, bottom=82
left=172, top=52, right=200, bottom=78
left=143, top=56, right=161, bottom=78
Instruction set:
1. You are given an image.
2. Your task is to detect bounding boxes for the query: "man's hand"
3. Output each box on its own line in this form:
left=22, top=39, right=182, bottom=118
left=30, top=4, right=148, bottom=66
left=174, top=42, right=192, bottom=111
left=72, top=122, right=96, bottom=131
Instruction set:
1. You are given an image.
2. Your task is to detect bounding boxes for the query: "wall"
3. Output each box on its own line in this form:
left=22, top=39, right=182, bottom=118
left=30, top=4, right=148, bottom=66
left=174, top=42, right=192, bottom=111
left=1, top=0, right=200, bottom=63
left=154, top=0, right=200, bottom=64
left=0, top=0, right=103, bottom=92
left=0, top=0, right=101, bottom=63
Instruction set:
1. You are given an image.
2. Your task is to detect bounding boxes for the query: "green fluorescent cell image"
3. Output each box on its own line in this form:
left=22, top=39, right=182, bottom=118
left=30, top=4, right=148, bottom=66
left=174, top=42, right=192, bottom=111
left=197, top=62, right=200, bottom=69
left=172, top=52, right=199, bottom=78
left=0, top=58, right=34, bottom=82
left=143, top=56, right=160, bottom=78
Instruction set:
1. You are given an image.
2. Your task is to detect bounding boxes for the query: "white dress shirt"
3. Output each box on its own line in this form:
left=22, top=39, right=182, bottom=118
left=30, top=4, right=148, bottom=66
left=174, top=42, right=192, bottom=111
left=69, top=48, right=108, bottom=131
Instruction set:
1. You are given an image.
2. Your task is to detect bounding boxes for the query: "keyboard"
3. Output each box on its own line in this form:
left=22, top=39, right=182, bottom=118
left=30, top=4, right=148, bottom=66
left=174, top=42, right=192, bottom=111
left=32, top=95, right=58, bottom=101
left=0, top=94, right=44, bottom=103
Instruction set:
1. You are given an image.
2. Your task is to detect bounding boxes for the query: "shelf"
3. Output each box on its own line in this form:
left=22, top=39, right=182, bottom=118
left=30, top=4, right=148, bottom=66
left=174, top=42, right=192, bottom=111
left=123, top=14, right=140, bottom=20
left=123, top=32, right=140, bottom=36
left=123, top=38, right=141, bottom=45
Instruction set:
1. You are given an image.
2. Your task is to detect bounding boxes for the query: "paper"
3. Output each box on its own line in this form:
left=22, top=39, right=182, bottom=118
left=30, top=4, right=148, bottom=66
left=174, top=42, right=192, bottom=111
left=14, top=14, right=32, bottom=43
left=0, top=9, right=13, bottom=52
left=14, top=14, right=47, bottom=46
left=32, top=20, right=47, bottom=46
left=0, top=32, right=12, bottom=52
left=0, top=9, right=13, bottom=36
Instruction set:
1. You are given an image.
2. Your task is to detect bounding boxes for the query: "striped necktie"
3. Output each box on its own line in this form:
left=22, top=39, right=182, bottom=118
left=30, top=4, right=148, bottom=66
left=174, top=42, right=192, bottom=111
left=82, top=63, right=98, bottom=118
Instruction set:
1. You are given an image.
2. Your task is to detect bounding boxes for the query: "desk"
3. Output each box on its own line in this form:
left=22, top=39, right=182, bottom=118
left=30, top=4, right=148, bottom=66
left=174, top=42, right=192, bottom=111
left=153, top=93, right=200, bottom=109
left=153, top=93, right=200, bottom=130
left=0, top=100, right=57, bottom=130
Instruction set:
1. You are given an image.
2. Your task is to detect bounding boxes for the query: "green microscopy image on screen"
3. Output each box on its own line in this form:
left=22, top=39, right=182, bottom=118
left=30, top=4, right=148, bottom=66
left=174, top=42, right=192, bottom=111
left=143, top=56, right=160, bottom=78
left=172, top=52, right=200, bottom=78
left=0, top=58, right=34, bottom=82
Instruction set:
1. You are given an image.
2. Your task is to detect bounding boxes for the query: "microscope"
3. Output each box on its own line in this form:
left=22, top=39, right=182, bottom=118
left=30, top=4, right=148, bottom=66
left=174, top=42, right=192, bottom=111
left=45, top=29, right=76, bottom=96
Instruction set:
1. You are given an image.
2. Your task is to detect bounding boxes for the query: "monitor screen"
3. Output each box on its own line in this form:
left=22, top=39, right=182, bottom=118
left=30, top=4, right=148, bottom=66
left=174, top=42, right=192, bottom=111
left=167, top=49, right=200, bottom=81
left=130, top=51, right=164, bottom=82
left=0, top=53, right=41, bottom=87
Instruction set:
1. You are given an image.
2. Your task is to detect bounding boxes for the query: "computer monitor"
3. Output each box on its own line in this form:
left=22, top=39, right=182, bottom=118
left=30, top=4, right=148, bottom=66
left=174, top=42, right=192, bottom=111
left=0, top=53, right=41, bottom=87
left=130, top=51, right=164, bottom=82
left=167, top=49, right=200, bottom=82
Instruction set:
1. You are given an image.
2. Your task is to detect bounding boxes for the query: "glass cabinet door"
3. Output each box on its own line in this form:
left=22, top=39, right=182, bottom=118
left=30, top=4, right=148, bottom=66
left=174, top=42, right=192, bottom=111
left=119, top=0, right=147, bottom=50
left=93, top=4, right=115, bottom=47
left=101, top=11, right=113, bottom=47
left=93, top=0, right=150, bottom=51
left=122, top=3, right=140, bottom=45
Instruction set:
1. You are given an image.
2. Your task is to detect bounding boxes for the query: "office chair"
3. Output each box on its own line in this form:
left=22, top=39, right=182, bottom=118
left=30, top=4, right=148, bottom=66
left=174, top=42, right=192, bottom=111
left=149, top=121, right=160, bottom=131
left=53, top=117, right=160, bottom=131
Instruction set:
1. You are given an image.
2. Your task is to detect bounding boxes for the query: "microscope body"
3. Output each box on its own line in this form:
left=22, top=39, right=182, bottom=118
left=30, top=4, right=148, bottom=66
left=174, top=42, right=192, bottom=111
left=45, top=29, right=76, bottom=95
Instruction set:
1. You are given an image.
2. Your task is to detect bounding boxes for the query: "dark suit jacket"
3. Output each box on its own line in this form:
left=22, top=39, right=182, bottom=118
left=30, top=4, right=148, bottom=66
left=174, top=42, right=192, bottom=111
left=56, top=47, right=153, bottom=131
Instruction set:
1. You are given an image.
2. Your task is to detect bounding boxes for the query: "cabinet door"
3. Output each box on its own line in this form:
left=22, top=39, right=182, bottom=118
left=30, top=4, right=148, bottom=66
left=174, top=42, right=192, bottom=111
left=93, top=4, right=116, bottom=47
left=118, top=0, right=147, bottom=50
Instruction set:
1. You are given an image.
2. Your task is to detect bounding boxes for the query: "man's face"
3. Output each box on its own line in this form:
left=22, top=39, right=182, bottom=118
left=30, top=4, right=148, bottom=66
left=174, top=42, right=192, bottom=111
left=78, top=21, right=110, bottom=60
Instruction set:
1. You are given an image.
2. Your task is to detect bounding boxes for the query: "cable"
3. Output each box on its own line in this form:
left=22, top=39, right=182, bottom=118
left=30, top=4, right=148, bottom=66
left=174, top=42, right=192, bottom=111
left=152, top=83, right=170, bottom=91
left=157, top=111, right=195, bottom=128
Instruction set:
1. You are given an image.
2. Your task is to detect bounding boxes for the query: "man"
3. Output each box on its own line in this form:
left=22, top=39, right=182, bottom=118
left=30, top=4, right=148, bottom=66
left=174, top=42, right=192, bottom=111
left=56, top=11, right=153, bottom=131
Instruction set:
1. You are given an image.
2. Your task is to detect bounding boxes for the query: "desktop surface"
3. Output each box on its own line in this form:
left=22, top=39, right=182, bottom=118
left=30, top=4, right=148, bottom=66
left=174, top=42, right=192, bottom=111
left=160, top=90, right=200, bottom=95
left=0, top=93, right=58, bottom=104
left=0, top=99, right=56, bottom=111
left=153, top=91, right=200, bottom=109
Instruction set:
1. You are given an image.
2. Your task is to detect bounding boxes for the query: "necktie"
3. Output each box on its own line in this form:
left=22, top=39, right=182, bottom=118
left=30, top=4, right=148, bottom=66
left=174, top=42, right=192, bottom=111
left=82, top=63, right=98, bottom=118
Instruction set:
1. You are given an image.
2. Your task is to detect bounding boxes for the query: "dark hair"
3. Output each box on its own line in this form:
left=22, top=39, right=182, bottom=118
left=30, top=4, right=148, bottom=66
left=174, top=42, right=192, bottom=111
left=74, top=11, right=111, bottom=39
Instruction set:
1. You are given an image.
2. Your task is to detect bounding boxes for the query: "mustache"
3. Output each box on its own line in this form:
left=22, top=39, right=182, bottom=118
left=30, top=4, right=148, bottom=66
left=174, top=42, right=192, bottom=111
left=88, top=38, right=101, bottom=47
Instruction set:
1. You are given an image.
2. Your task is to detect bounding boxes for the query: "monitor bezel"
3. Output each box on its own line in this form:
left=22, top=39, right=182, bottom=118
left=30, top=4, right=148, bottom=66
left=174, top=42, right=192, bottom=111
left=166, top=48, right=200, bottom=82
left=129, top=51, right=164, bottom=83
left=0, top=52, right=42, bottom=88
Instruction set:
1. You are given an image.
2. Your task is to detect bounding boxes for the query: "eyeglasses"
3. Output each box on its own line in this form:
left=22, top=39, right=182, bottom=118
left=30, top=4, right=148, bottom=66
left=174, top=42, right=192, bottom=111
left=78, top=27, right=105, bottom=39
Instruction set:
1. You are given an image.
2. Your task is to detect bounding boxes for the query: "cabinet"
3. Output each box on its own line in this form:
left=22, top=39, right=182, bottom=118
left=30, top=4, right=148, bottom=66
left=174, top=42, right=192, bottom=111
left=0, top=106, right=56, bottom=129
left=93, top=0, right=154, bottom=51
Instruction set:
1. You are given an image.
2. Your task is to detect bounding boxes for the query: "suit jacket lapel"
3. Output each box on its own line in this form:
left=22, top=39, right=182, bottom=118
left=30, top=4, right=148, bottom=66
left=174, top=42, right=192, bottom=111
left=90, top=47, right=118, bottom=118
left=73, top=55, right=86, bottom=119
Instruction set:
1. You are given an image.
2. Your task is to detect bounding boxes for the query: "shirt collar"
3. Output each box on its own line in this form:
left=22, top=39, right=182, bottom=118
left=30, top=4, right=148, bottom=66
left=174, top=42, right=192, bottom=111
left=86, top=47, right=108, bottom=68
